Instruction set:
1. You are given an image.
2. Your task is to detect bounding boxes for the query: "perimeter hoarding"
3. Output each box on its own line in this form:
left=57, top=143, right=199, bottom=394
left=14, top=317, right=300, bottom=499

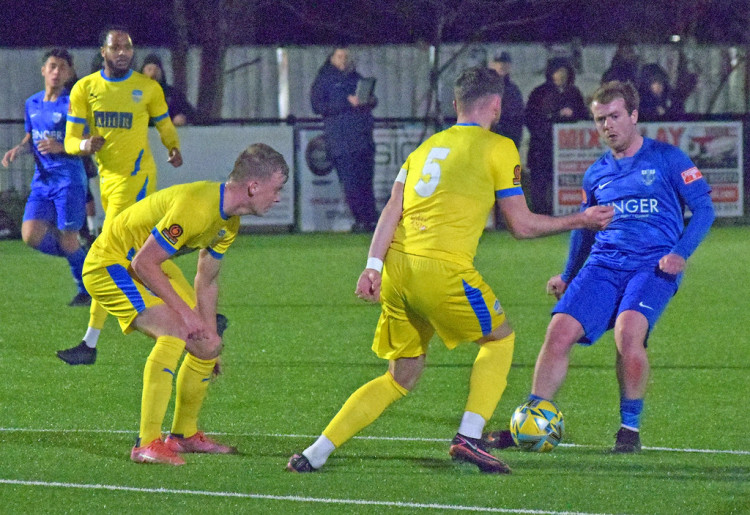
left=297, top=123, right=430, bottom=232
left=553, top=121, right=744, bottom=217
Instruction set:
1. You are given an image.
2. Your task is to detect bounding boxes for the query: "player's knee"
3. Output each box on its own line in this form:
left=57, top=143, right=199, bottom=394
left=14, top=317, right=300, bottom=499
left=187, top=335, right=223, bottom=360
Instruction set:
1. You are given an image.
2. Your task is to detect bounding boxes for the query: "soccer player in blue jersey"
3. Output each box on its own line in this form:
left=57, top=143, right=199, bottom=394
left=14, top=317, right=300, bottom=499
left=485, top=80, right=715, bottom=453
left=57, top=26, right=183, bottom=365
left=2, top=48, right=90, bottom=307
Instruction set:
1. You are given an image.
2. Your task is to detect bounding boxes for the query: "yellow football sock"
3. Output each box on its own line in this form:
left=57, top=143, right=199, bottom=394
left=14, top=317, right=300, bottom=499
left=88, top=300, right=108, bottom=330
left=139, top=336, right=185, bottom=445
left=323, top=372, right=408, bottom=448
left=171, top=353, right=217, bottom=437
left=464, top=332, right=515, bottom=420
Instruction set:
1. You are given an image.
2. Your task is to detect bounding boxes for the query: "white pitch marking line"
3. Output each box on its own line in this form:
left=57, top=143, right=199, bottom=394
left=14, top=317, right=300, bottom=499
left=0, top=479, right=610, bottom=515
left=0, top=427, right=748, bottom=455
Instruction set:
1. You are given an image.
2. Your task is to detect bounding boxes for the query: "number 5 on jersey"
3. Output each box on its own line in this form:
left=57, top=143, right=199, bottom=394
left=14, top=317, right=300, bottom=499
left=415, top=147, right=450, bottom=197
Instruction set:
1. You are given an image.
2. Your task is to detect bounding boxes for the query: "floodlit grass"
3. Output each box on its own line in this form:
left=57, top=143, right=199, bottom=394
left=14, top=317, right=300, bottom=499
left=0, top=227, right=748, bottom=514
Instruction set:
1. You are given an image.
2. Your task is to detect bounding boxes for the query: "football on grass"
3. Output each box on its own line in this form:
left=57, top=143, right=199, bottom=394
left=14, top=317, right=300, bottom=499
left=509, top=399, right=564, bottom=452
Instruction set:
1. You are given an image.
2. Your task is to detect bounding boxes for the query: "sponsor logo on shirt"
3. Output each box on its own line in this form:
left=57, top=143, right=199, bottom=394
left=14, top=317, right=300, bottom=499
left=32, top=129, right=64, bottom=142
left=161, top=224, right=183, bottom=245
left=641, top=169, right=656, bottom=186
left=94, top=111, right=133, bottom=129
left=513, top=165, right=521, bottom=185
left=604, top=198, right=659, bottom=215
left=681, top=167, right=703, bottom=184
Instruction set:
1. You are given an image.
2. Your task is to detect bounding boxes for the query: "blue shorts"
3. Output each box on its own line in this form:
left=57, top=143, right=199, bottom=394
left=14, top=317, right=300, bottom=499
left=23, top=175, right=86, bottom=232
left=553, top=264, right=680, bottom=345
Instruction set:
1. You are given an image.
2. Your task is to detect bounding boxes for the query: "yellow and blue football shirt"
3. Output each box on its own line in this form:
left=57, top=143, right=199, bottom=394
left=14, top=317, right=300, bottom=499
left=391, top=124, right=522, bottom=267
left=65, top=69, right=179, bottom=179
left=84, top=181, right=238, bottom=273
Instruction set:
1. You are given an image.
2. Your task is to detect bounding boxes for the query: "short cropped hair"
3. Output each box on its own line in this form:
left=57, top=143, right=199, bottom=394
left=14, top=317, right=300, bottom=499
left=99, top=25, right=131, bottom=47
left=591, top=80, right=640, bottom=114
left=228, top=143, right=289, bottom=183
left=43, top=48, right=73, bottom=67
left=454, top=67, right=504, bottom=111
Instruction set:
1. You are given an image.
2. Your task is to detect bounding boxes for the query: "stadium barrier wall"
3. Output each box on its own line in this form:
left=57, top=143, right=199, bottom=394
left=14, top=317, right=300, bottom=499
left=0, top=118, right=747, bottom=237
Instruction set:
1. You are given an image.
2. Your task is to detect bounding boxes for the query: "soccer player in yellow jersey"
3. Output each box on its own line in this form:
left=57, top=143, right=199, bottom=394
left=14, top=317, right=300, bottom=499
left=288, top=67, right=613, bottom=474
left=58, top=26, right=183, bottom=365
left=82, top=143, right=288, bottom=465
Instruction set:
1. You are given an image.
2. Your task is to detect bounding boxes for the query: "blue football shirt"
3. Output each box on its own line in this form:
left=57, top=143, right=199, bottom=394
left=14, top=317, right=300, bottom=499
left=24, top=90, right=85, bottom=183
left=581, top=137, right=711, bottom=270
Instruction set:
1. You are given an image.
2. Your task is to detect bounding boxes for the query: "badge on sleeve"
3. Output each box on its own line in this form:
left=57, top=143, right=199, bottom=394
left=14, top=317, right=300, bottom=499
left=161, top=224, right=183, bottom=245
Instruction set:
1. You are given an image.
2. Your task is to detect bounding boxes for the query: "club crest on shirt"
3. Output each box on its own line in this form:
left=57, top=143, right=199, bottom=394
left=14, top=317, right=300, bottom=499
left=641, top=169, right=656, bottom=186
left=161, top=224, right=183, bottom=245
left=513, top=165, right=521, bottom=185
left=52, top=112, right=62, bottom=123
left=131, top=89, right=143, bottom=103
left=210, top=229, right=227, bottom=248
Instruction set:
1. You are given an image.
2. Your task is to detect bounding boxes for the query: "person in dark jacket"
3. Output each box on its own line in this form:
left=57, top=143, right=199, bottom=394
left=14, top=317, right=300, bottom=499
left=637, top=63, right=680, bottom=121
left=488, top=52, right=525, bottom=149
left=525, top=57, right=587, bottom=215
left=601, top=39, right=640, bottom=86
left=311, top=47, right=378, bottom=233
left=140, top=54, right=196, bottom=126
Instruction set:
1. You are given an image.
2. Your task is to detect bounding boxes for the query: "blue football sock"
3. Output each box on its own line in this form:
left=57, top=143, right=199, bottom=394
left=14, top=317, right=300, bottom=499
left=620, top=397, right=644, bottom=430
left=35, top=231, right=65, bottom=257
left=65, top=247, right=87, bottom=293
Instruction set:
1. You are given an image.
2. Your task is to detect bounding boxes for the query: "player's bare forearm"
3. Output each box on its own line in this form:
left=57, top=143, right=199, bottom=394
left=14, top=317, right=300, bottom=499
left=2, top=134, right=31, bottom=167
left=367, top=180, right=404, bottom=260
left=195, top=250, right=221, bottom=333
left=499, top=195, right=613, bottom=239
left=132, top=237, right=205, bottom=337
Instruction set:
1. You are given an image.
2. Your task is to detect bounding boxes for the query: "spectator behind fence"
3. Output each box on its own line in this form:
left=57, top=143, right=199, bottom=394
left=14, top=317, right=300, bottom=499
left=638, top=63, right=681, bottom=121
left=311, top=47, right=379, bottom=233
left=601, top=38, right=640, bottom=85
left=488, top=52, right=524, bottom=149
left=525, top=57, right=587, bottom=215
left=141, top=54, right=196, bottom=126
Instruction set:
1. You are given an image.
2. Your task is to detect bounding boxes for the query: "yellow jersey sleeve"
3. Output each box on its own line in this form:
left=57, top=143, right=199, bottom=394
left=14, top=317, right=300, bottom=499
left=150, top=182, right=236, bottom=259
left=64, top=79, right=91, bottom=154
left=149, top=84, right=180, bottom=153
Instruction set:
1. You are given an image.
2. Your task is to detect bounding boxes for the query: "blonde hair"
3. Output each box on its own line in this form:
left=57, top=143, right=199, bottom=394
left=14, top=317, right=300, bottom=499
left=228, top=143, right=289, bottom=183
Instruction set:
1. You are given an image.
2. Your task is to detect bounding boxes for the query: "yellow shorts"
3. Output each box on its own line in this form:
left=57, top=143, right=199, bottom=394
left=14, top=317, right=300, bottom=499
left=82, top=258, right=195, bottom=334
left=99, top=168, right=157, bottom=233
left=372, top=249, right=506, bottom=360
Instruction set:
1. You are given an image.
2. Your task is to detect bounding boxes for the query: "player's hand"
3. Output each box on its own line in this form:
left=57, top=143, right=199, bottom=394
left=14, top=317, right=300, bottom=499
left=658, top=253, right=686, bottom=275
left=2, top=146, right=22, bottom=167
left=182, top=309, right=208, bottom=341
left=581, top=205, right=614, bottom=231
left=546, top=274, right=568, bottom=300
left=347, top=94, right=360, bottom=107
left=168, top=148, right=183, bottom=167
left=84, top=136, right=105, bottom=154
left=355, top=268, right=381, bottom=303
left=37, top=137, right=64, bottom=155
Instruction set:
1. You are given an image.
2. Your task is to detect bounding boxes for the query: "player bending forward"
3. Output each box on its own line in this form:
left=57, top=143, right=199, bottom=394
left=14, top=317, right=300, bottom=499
left=82, top=143, right=288, bottom=465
